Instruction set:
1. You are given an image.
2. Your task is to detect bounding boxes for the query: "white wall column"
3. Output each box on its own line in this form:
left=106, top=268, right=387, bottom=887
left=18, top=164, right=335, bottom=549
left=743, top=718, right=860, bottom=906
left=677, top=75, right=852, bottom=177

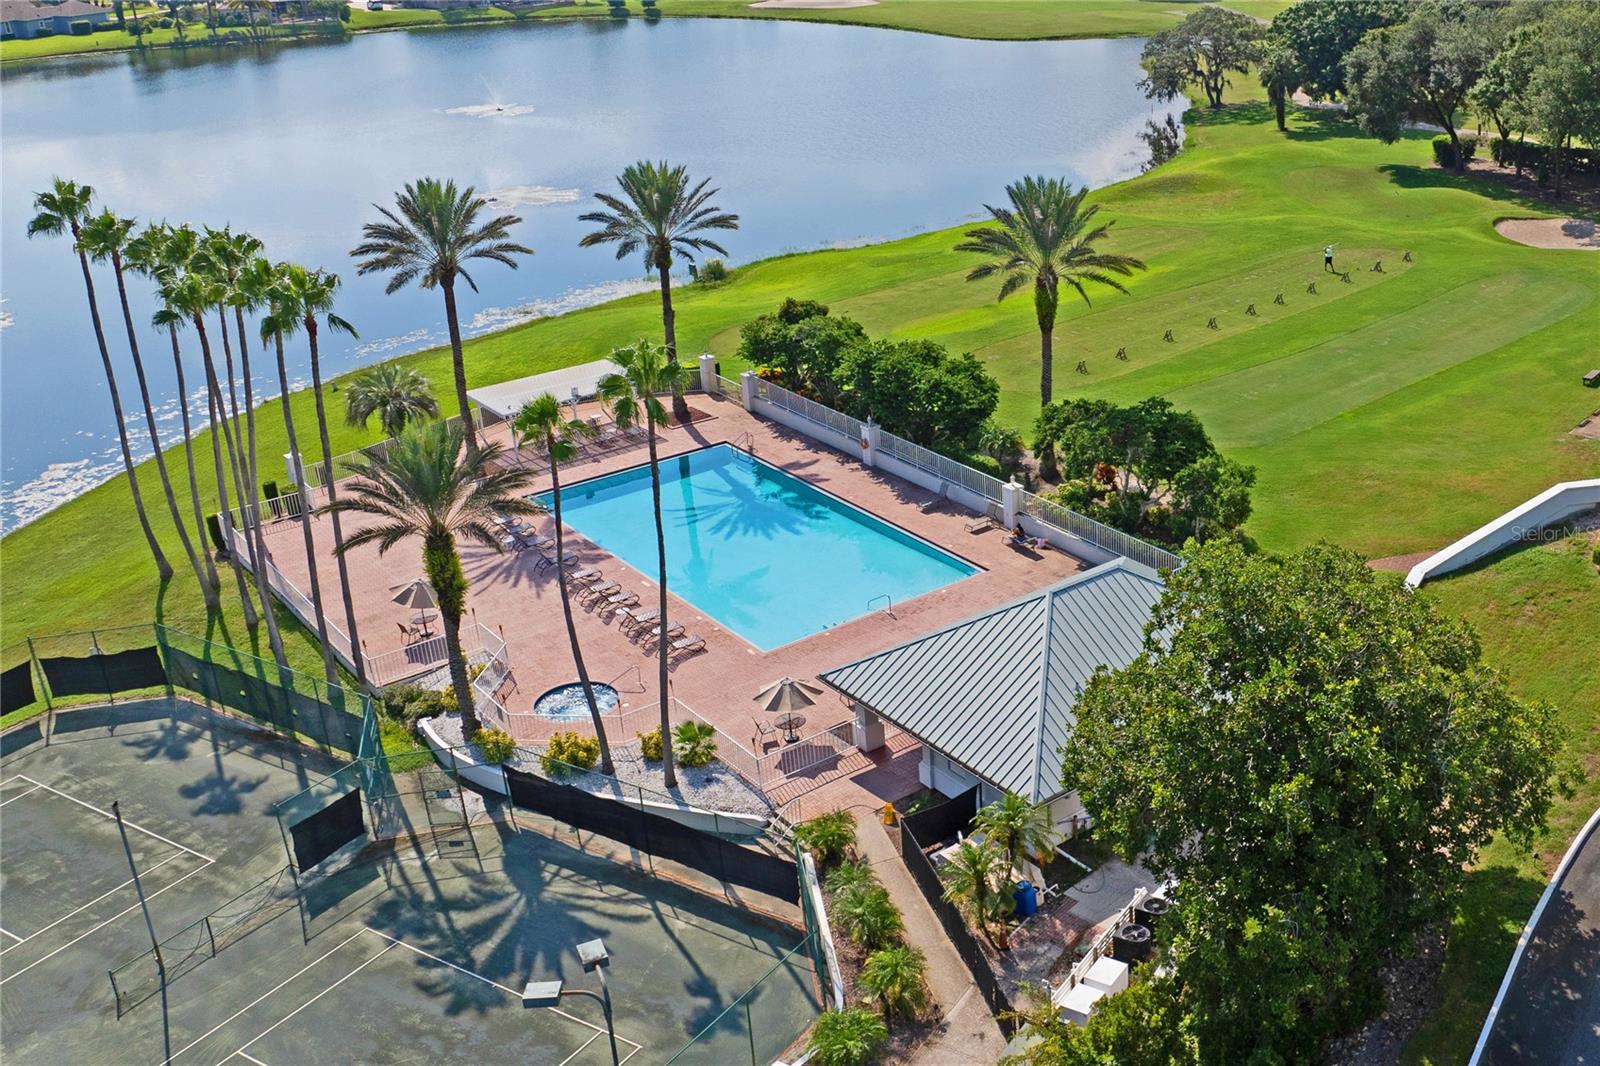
left=284, top=450, right=305, bottom=491
left=860, top=419, right=881, bottom=470
left=740, top=370, right=757, bottom=412
left=853, top=702, right=886, bottom=753
left=698, top=351, right=718, bottom=395
left=1002, top=479, right=1023, bottom=529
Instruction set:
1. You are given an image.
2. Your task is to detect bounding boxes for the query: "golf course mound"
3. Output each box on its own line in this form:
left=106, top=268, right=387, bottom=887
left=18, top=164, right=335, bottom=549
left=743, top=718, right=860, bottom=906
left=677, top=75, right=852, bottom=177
left=1494, top=217, right=1600, bottom=251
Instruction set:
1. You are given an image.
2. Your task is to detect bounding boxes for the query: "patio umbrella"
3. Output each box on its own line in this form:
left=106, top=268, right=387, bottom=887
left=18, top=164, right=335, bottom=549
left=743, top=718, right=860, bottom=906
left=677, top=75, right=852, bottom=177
left=752, top=677, right=822, bottom=715
left=390, top=579, right=437, bottom=611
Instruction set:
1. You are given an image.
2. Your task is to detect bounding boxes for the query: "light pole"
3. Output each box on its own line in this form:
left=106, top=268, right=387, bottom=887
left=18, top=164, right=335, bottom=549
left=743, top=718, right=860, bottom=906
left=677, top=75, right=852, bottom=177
left=522, top=937, right=619, bottom=1066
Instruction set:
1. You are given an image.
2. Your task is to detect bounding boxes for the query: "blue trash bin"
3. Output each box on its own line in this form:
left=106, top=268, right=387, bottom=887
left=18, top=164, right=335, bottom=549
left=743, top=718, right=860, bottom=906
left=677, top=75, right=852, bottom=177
left=1013, top=880, right=1038, bottom=918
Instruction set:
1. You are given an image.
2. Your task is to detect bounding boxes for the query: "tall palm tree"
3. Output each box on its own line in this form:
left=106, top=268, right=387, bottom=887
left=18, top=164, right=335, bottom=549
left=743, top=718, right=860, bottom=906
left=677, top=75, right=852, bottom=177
left=940, top=840, right=1013, bottom=948
left=345, top=363, right=439, bottom=439
left=512, top=393, right=614, bottom=775
left=163, top=263, right=266, bottom=632
left=598, top=339, right=691, bottom=789
left=256, top=261, right=340, bottom=686
left=321, top=421, right=540, bottom=738
left=956, top=176, right=1146, bottom=408
left=272, top=263, right=368, bottom=689
left=351, top=178, right=532, bottom=452
left=27, top=179, right=172, bottom=581
left=579, top=161, right=738, bottom=422
left=133, top=223, right=223, bottom=600
left=81, top=208, right=216, bottom=611
left=972, top=792, right=1060, bottom=880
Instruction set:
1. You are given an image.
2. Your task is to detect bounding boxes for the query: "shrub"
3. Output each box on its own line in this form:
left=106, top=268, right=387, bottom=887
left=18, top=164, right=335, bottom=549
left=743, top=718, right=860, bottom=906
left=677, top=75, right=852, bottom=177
left=777, top=297, right=829, bottom=324
left=835, top=885, right=903, bottom=948
left=637, top=727, right=663, bottom=762
left=825, top=859, right=876, bottom=897
left=542, top=731, right=600, bottom=775
left=807, top=1008, right=888, bottom=1066
left=475, top=728, right=516, bottom=765
left=438, top=686, right=459, bottom=714
left=859, top=945, right=929, bottom=1021
left=672, top=720, right=717, bottom=768
left=1431, top=134, right=1477, bottom=169
left=794, top=810, right=857, bottom=866
left=695, top=258, right=728, bottom=284
left=402, top=690, right=446, bottom=733
left=70, top=18, right=93, bottom=33
left=381, top=683, right=426, bottom=720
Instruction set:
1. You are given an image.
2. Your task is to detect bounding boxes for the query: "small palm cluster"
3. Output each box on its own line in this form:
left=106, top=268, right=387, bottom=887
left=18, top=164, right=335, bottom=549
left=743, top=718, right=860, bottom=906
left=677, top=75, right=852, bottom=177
left=801, top=811, right=930, bottom=1066
left=940, top=792, right=1061, bottom=949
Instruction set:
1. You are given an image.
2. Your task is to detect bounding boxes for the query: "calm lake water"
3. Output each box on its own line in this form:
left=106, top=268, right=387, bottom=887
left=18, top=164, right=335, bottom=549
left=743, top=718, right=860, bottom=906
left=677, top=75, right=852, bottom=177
left=0, top=20, right=1179, bottom=530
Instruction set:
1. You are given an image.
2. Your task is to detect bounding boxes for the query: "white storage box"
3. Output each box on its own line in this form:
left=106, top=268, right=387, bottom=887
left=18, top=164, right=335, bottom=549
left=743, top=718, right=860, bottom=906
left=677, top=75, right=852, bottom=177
left=1082, top=955, right=1130, bottom=994
left=1055, top=980, right=1107, bottom=1026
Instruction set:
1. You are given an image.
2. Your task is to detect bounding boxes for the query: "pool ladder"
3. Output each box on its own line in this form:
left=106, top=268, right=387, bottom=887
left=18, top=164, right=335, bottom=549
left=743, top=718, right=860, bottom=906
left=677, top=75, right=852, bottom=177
left=867, top=593, right=895, bottom=618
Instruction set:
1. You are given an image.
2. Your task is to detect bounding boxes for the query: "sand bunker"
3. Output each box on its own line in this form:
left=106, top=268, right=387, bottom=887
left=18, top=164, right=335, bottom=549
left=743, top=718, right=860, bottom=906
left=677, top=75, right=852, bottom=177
left=748, top=0, right=877, bottom=8
left=1494, top=217, right=1600, bottom=251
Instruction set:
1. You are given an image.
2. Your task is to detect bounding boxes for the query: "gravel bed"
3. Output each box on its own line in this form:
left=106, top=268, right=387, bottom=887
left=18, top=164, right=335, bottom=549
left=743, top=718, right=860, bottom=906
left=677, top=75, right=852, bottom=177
left=424, top=715, right=772, bottom=817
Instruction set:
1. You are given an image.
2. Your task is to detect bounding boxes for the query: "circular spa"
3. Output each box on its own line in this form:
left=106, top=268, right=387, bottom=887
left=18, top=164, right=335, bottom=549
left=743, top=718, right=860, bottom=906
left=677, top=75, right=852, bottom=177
left=532, top=682, right=620, bottom=721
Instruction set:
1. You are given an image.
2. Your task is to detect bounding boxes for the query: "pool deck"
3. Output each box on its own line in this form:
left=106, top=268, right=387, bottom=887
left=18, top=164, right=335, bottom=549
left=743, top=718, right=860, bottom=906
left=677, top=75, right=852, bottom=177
left=261, top=392, right=1085, bottom=816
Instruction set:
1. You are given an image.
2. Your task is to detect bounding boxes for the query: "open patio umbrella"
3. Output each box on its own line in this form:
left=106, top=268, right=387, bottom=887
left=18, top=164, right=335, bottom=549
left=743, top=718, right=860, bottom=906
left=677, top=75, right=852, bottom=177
left=391, top=579, right=438, bottom=634
left=753, top=676, right=822, bottom=714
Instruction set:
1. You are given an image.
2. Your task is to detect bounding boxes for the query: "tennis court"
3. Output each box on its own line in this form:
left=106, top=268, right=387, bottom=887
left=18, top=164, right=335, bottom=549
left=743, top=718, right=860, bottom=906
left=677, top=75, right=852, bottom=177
left=0, top=697, right=819, bottom=1065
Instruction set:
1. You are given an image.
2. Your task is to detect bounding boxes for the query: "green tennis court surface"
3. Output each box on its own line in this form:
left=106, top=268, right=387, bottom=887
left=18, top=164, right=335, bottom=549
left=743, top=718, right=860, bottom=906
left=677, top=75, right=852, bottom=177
left=0, top=698, right=818, bottom=1064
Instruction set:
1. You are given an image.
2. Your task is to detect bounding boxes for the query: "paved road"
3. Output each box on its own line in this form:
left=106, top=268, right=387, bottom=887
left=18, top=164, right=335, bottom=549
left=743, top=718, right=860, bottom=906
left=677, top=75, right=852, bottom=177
left=1476, top=811, right=1600, bottom=1065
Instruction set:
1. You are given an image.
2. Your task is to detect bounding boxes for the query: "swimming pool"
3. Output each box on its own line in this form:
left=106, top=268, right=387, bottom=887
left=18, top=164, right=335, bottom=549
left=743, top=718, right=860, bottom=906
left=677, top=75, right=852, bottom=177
left=542, top=445, right=977, bottom=650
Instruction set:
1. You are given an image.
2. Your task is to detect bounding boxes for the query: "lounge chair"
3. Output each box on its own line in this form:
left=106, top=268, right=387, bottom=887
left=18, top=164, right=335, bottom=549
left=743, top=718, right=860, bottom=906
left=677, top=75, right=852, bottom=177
left=584, top=581, right=621, bottom=601
left=965, top=514, right=994, bottom=534
left=600, top=591, right=639, bottom=616
left=919, top=481, right=948, bottom=514
left=667, top=633, right=706, bottom=656
left=564, top=566, right=603, bottom=587
left=619, top=606, right=659, bottom=631
left=642, top=621, right=686, bottom=646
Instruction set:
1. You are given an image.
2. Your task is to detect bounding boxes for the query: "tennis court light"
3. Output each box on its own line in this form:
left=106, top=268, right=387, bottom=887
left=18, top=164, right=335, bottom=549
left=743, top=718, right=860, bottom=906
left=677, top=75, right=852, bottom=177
left=521, top=938, right=619, bottom=1066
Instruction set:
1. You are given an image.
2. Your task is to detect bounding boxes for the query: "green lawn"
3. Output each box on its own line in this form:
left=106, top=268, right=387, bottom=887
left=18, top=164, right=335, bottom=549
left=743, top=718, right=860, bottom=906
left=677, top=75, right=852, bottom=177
left=1405, top=532, right=1600, bottom=1065
left=7, top=1, right=1275, bottom=63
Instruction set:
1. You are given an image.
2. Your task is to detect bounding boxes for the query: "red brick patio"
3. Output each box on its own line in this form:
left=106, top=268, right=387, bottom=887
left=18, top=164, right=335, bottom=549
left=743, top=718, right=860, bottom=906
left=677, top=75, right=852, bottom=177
left=259, top=393, right=1085, bottom=815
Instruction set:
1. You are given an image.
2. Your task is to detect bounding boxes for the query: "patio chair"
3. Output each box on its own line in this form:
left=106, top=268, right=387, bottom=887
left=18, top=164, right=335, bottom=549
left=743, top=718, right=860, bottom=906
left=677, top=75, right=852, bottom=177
left=753, top=716, right=779, bottom=753
left=396, top=621, right=421, bottom=644
left=919, top=481, right=948, bottom=514
left=667, top=633, right=706, bottom=656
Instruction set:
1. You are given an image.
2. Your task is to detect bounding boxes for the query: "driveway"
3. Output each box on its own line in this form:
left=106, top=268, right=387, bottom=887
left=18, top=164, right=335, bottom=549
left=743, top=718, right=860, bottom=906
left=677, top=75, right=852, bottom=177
left=1474, top=808, right=1600, bottom=1064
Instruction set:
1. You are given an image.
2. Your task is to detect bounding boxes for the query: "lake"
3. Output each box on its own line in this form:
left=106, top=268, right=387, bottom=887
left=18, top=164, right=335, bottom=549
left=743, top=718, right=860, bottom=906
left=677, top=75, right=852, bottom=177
left=0, top=19, right=1179, bottom=530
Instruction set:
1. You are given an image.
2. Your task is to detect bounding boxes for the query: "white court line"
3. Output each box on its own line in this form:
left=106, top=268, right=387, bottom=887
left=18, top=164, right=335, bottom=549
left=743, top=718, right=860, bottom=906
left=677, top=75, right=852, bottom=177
left=232, top=1053, right=270, bottom=1066
left=0, top=926, right=23, bottom=943
left=0, top=859, right=213, bottom=986
left=0, top=783, right=42, bottom=808
left=557, top=1031, right=601, bottom=1066
left=12, top=774, right=215, bottom=863
left=362, top=926, right=644, bottom=1051
left=165, top=929, right=371, bottom=1064
left=0, top=853, right=184, bottom=956
left=219, top=943, right=401, bottom=1066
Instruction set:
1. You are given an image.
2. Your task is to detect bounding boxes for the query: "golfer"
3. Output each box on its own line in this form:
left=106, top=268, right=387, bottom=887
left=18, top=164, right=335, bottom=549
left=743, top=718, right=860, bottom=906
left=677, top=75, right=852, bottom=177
left=1324, top=244, right=1334, bottom=272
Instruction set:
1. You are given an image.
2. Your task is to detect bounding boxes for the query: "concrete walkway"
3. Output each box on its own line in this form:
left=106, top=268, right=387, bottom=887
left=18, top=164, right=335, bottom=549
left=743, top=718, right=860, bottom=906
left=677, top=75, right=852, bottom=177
left=856, top=816, right=1007, bottom=1064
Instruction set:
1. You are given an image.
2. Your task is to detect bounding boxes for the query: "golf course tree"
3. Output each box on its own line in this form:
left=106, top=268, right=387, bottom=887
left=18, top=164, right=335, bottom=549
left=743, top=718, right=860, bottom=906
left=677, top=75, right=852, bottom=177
left=579, top=161, right=739, bottom=423
left=321, top=420, right=541, bottom=739
left=1468, top=14, right=1542, bottom=169
left=1033, top=397, right=1253, bottom=544
left=957, top=177, right=1145, bottom=413
left=1137, top=5, right=1262, bottom=110
left=1516, top=2, right=1600, bottom=196
left=736, top=298, right=866, bottom=407
left=1060, top=541, right=1562, bottom=1062
left=1258, top=38, right=1302, bottom=132
left=345, top=363, right=440, bottom=439
left=1269, top=0, right=1410, bottom=101
left=352, top=178, right=533, bottom=452
left=1342, top=0, right=1494, bottom=173
left=835, top=339, right=997, bottom=452
left=598, top=340, right=691, bottom=789
left=512, top=393, right=615, bottom=776
left=27, top=180, right=173, bottom=583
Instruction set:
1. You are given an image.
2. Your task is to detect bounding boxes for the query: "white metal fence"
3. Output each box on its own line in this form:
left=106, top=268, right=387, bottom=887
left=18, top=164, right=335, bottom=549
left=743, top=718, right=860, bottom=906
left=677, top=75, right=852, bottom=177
left=752, top=377, right=865, bottom=441
left=300, top=409, right=486, bottom=489
left=1020, top=490, right=1180, bottom=572
left=877, top=429, right=1008, bottom=504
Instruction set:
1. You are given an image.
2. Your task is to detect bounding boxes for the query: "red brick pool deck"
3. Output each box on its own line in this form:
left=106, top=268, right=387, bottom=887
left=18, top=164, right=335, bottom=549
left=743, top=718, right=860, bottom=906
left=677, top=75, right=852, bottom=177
left=260, top=393, right=1085, bottom=818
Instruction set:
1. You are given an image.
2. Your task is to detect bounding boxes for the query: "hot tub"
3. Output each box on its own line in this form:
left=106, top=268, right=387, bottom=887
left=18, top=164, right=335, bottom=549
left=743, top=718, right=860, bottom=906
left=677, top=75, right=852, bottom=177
left=532, top=682, right=620, bottom=721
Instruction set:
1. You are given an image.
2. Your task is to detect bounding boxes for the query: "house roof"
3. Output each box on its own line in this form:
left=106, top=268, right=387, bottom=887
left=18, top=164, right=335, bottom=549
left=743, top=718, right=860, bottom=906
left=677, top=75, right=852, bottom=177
left=819, top=558, right=1165, bottom=804
left=1, top=0, right=108, bottom=18
left=465, top=358, right=623, bottom=421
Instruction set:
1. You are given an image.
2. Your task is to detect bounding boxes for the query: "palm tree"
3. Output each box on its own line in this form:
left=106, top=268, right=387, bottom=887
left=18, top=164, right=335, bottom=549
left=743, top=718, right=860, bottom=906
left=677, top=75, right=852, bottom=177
left=272, top=263, right=369, bottom=689
left=81, top=208, right=216, bottom=611
left=351, top=178, right=532, bottom=452
left=956, top=176, right=1146, bottom=408
left=132, top=223, right=223, bottom=601
left=321, top=421, right=540, bottom=739
left=972, top=792, right=1060, bottom=880
left=513, top=393, right=614, bottom=775
left=345, top=363, right=439, bottom=439
left=940, top=840, right=1013, bottom=948
left=27, top=180, right=172, bottom=581
left=579, top=161, right=738, bottom=422
left=257, top=261, right=340, bottom=685
left=858, top=945, right=929, bottom=1023
left=598, top=339, right=691, bottom=789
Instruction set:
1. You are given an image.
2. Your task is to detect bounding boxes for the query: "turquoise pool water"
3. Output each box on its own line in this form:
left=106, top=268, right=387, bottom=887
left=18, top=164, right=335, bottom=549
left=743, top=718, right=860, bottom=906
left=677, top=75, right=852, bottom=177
left=542, top=445, right=977, bottom=650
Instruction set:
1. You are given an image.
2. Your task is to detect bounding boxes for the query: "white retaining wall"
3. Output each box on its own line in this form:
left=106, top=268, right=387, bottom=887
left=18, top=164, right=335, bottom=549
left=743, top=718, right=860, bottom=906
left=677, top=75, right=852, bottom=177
left=1406, top=479, right=1600, bottom=587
